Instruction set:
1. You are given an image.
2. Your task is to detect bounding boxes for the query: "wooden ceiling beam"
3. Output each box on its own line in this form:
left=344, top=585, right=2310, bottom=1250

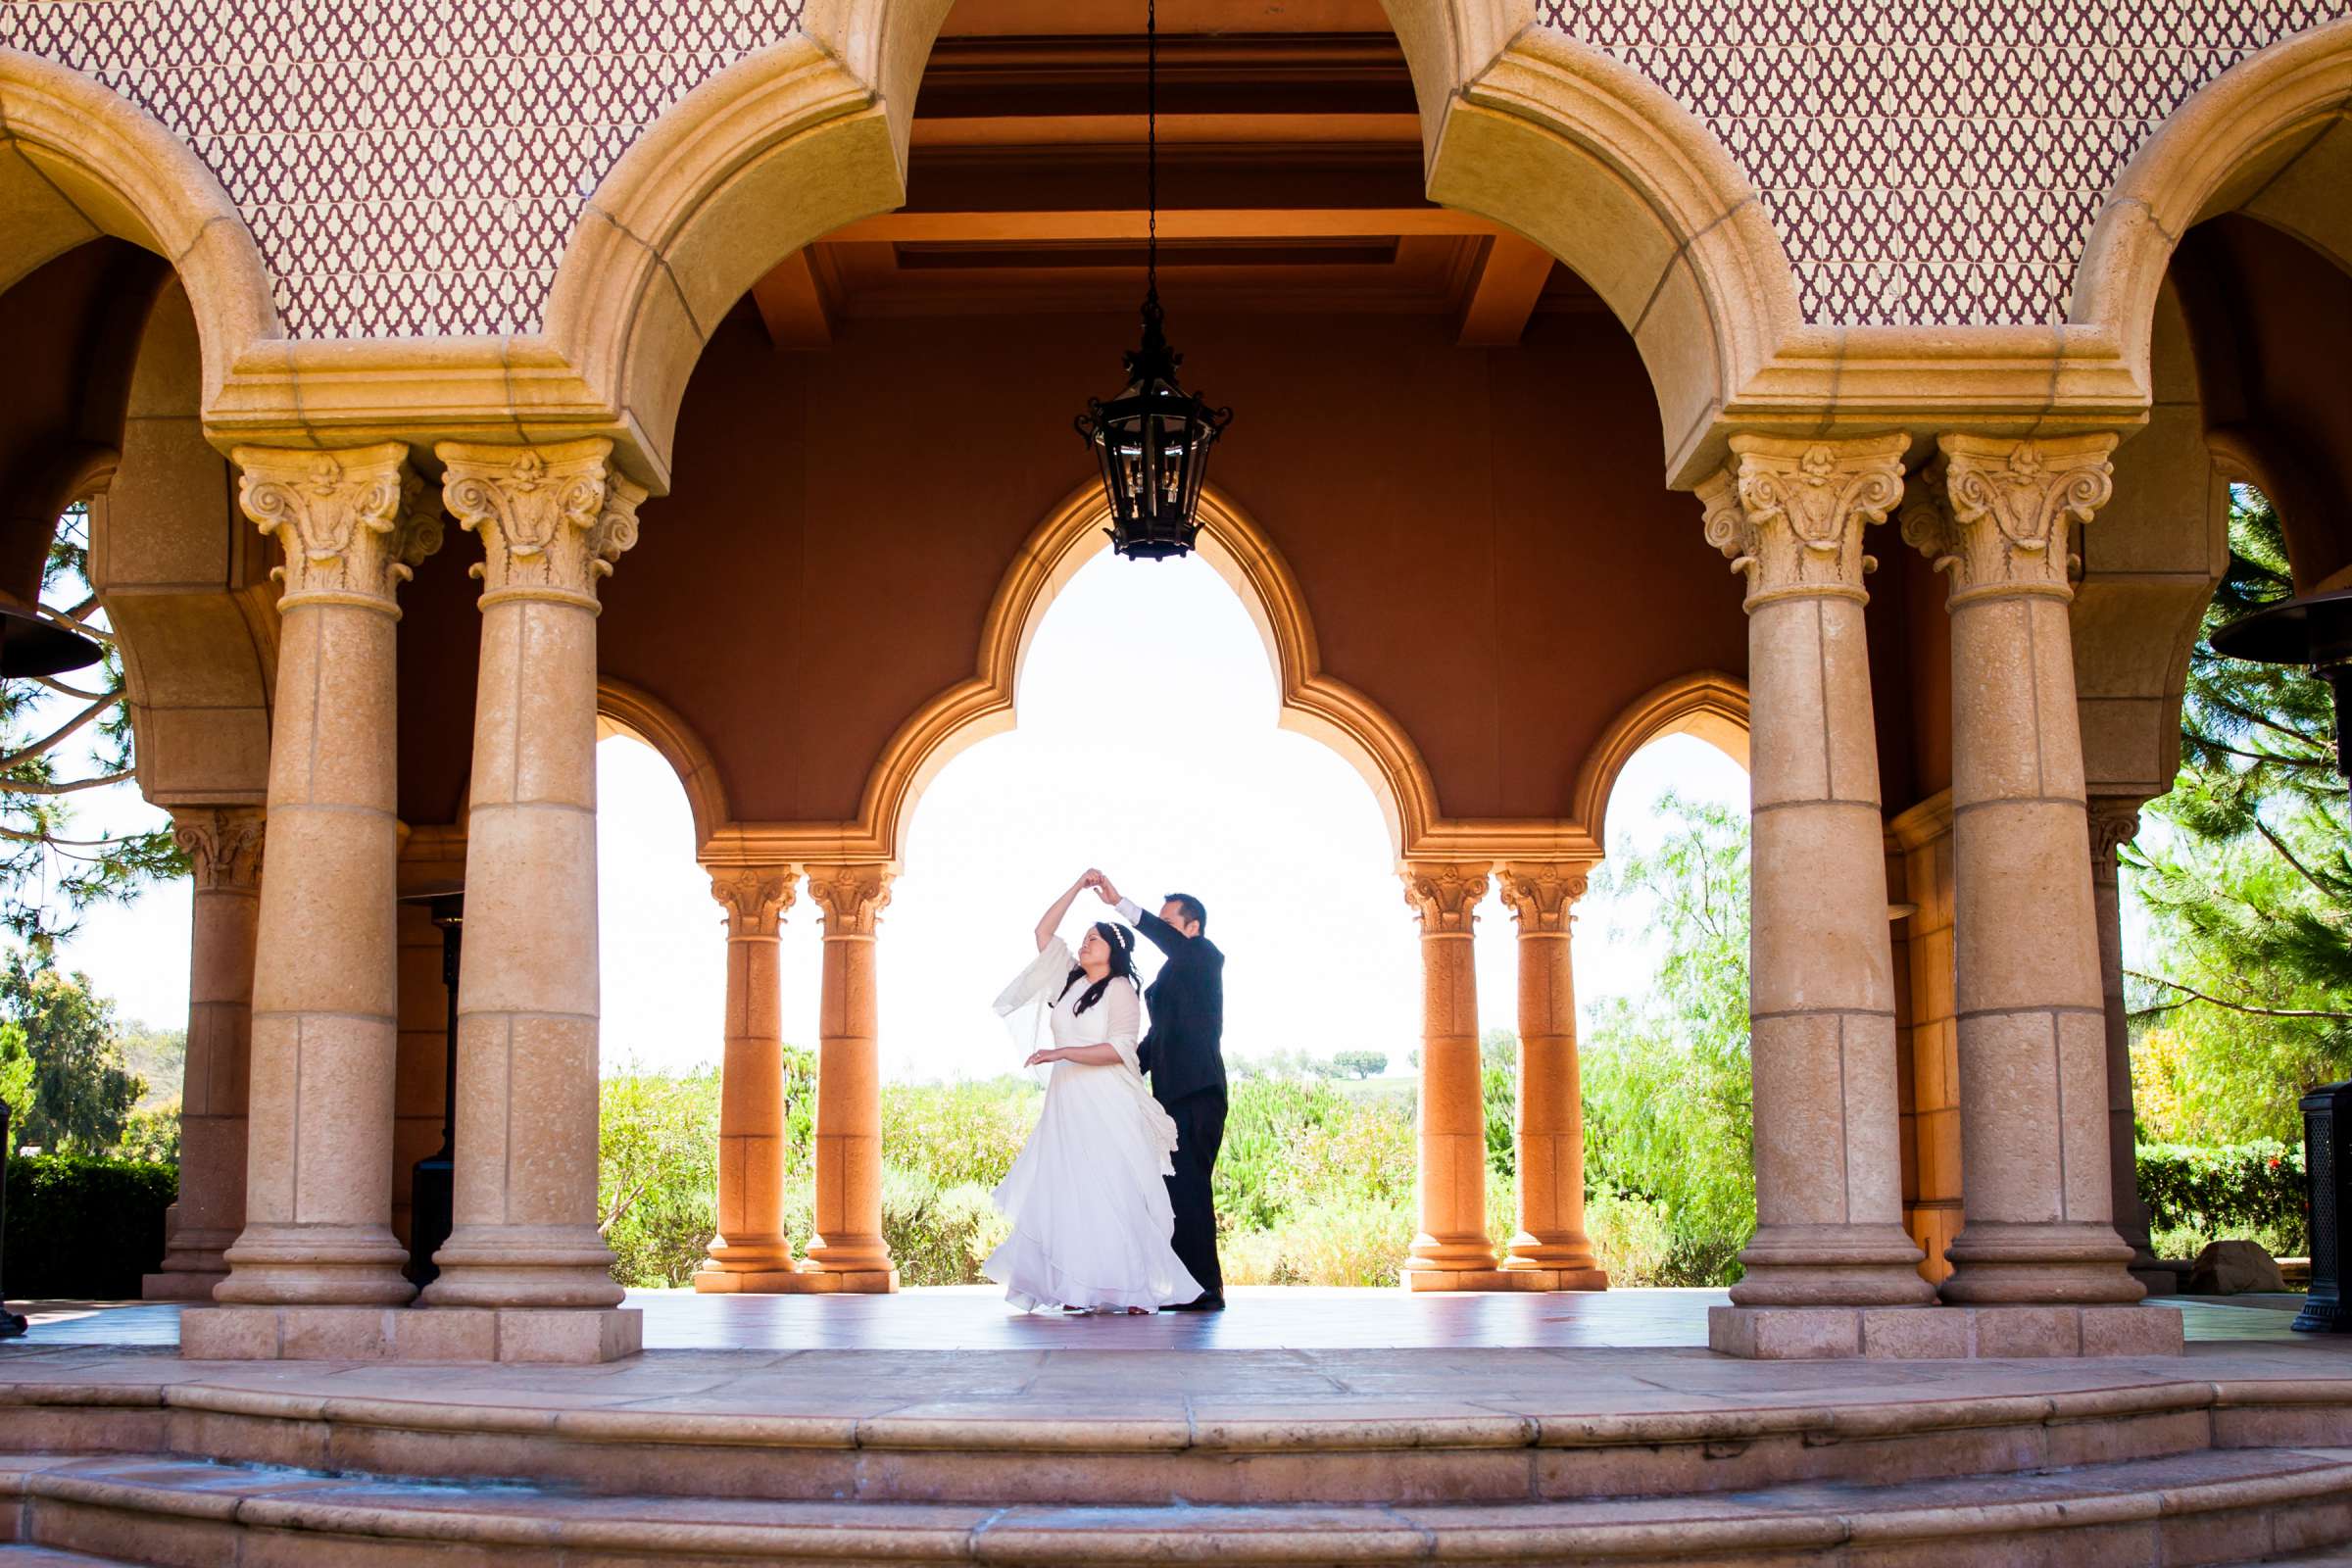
left=749, top=248, right=842, bottom=352
left=828, top=208, right=1504, bottom=244
left=1455, top=233, right=1555, bottom=348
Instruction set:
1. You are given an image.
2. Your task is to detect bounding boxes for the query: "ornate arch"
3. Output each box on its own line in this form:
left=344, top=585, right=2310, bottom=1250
left=0, top=49, right=277, bottom=408
left=1568, top=670, right=1750, bottom=847
left=2073, top=16, right=2352, bottom=390
left=596, top=675, right=732, bottom=851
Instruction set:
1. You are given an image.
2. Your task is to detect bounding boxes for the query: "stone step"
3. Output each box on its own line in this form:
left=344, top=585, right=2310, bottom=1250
left=0, top=1545, right=142, bottom=1566
left=11, top=1371, right=2348, bottom=1509
left=6, top=1446, right=2352, bottom=1565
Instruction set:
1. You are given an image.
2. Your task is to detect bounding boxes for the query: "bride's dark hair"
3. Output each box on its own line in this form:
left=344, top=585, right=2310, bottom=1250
left=1056, top=921, right=1139, bottom=1016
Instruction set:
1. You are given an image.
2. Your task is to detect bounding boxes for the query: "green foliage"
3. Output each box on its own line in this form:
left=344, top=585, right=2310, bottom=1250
left=878, top=1078, right=1036, bottom=1191
left=598, top=1066, right=721, bottom=1289
left=0, top=1020, right=31, bottom=1133
left=117, top=1026, right=187, bottom=1112
left=0, top=505, right=185, bottom=952
left=116, top=1100, right=180, bottom=1165
left=1332, top=1050, right=1387, bottom=1080
left=1580, top=792, right=1755, bottom=1286
left=876, top=1166, right=1010, bottom=1286
left=2130, top=489, right=2352, bottom=1140
left=2136, top=1140, right=2306, bottom=1255
left=2, top=951, right=141, bottom=1153
left=1, top=1152, right=175, bottom=1297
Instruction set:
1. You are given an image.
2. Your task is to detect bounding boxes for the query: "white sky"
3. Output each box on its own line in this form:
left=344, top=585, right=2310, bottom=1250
left=45, top=547, right=1756, bottom=1080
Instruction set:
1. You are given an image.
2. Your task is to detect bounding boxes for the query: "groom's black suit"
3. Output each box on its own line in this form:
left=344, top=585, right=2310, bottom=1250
left=1132, top=907, right=1225, bottom=1301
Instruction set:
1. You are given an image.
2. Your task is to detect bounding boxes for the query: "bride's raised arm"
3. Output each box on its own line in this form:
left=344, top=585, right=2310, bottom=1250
left=1035, top=872, right=1095, bottom=952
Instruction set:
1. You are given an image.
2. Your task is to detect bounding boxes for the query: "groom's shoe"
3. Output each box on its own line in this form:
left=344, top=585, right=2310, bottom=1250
left=1167, top=1294, right=1225, bottom=1312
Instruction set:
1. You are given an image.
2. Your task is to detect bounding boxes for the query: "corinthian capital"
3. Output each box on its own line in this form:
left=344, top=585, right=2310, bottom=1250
left=171, top=807, right=266, bottom=894
left=805, top=864, right=894, bottom=937
left=233, top=443, right=442, bottom=610
left=2086, top=797, right=2144, bottom=867
left=437, top=438, right=648, bottom=609
left=1900, top=433, right=2117, bottom=604
left=710, top=865, right=795, bottom=938
left=1697, top=433, right=1908, bottom=609
left=1401, top=862, right=1488, bottom=935
left=1497, top=860, right=1594, bottom=934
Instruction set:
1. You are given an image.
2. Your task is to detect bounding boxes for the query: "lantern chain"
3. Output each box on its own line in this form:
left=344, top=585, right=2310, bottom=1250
left=1146, top=0, right=1156, bottom=305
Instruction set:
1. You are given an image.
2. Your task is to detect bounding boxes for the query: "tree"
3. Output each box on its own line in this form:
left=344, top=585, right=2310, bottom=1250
left=2128, top=488, right=2352, bottom=1142
left=1, top=949, right=141, bottom=1152
left=1333, top=1049, right=1387, bottom=1080
left=0, top=1019, right=31, bottom=1137
left=0, top=504, right=185, bottom=951
left=1579, top=792, right=1755, bottom=1284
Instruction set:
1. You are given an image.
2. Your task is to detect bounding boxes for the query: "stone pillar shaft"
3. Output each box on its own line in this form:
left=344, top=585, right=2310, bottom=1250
left=803, top=864, right=897, bottom=1289
left=1402, top=863, right=1498, bottom=1288
left=421, top=439, right=643, bottom=1310
left=2091, top=799, right=2164, bottom=1277
left=695, top=866, right=799, bottom=1291
left=1497, top=863, right=1605, bottom=1288
left=145, top=808, right=265, bottom=1299
left=217, top=443, right=438, bottom=1306
left=1700, top=434, right=1934, bottom=1306
left=1903, top=433, right=2141, bottom=1305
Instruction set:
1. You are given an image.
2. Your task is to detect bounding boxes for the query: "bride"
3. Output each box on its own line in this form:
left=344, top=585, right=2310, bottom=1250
left=984, top=872, right=1204, bottom=1313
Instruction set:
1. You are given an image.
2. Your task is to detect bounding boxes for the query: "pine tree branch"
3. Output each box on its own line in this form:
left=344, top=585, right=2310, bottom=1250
left=31, top=676, right=111, bottom=703
left=2250, top=813, right=2337, bottom=899
left=2200, top=691, right=2331, bottom=754
left=2124, top=968, right=2352, bottom=1022
left=0, top=697, right=114, bottom=769
left=0, top=770, right=133, bottom=797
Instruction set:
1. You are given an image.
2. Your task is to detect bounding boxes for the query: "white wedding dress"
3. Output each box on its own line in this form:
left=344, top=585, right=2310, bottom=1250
left=985, top=937, right=1204, bottom=1312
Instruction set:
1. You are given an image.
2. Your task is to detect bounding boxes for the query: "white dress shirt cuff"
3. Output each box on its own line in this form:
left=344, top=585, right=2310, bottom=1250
left=1116, top=898, right=1143, bottom=924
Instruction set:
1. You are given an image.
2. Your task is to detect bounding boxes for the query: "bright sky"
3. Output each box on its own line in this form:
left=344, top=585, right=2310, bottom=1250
left=42, top=546, right=1757, bottom=1080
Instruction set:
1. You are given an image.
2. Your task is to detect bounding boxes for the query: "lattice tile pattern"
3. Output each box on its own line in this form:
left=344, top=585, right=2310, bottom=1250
left=1539, top=1, right=2352, bottom=325
left=0, top=0, right=805, bottom=338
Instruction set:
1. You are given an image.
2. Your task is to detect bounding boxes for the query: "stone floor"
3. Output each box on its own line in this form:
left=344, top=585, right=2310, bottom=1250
left=0, top=1283, right=2322, bottom=1354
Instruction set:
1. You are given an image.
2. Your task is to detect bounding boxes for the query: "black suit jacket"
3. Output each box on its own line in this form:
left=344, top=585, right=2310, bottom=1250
left=1133, top=908, right=1226, bottom=1104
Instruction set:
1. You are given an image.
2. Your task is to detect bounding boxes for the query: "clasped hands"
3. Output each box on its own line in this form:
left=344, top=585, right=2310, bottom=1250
left=1078, top=867, right=1122, bottom=906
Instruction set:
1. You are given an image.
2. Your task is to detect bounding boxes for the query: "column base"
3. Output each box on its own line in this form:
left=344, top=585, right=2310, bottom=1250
left=1939, top=1221, right=2145, bottom=1304
left=693, top=1264, right=817, bottom=1294
left=214, top=1223, right=416, bottom=1306
left=1728, top=1222, right=1939, bottom=1306
left=181, top=1305, right=642, bottom=1363
left=1496, top=1264, right=1611, bottom=1291
left=141, top=1270, right=226, bottom=1302
left=419, top=1224, right=626, bottom=1308
left=745, top=1264, right=899, bottom=1295
left=1708, top=1303, right=2184, bottom=1360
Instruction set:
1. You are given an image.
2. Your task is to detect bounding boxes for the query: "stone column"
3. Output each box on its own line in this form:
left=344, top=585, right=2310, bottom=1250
left=694, top=865, right=800, bottom=1292
left=1697, top=434, right=1935, bottom=1309
left=1902, top=433, right=2142, bottom=1305
left=1401, top=862, right=1501, bottom=1289
left=214, top=445, right=438, bottom=1307
left=1497, top=862, right=1607, bottom=1290
left=419, top=440, right=645, bottom=1347
left=2089, top=796, right=2169, bottom=1288
left=800, top=864, right=898, bottom=1291
left=142, top=807, right=265, bottom=1300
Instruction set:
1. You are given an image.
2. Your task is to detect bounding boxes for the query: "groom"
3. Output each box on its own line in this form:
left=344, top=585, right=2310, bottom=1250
left=1093, top=870, right=1225, bottom=1311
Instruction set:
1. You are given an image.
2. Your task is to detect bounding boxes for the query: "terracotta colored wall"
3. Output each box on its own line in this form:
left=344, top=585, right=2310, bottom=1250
left=398, top=304, right=1749, bottom=830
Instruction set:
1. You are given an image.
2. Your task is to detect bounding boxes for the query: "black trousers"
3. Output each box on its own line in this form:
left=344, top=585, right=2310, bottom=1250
left=1161, top=1087, right=1226, bottom=1300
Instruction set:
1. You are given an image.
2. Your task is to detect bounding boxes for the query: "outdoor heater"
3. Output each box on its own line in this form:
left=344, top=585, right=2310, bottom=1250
left=2208, top=585, right=2352, bottom=1333
left=399, top=886, right=465, bottom=1288
left=1072, top=0, right=1232, bottom=562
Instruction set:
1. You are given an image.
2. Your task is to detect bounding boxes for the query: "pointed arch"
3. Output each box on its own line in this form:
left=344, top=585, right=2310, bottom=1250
left=1569, top=670, right=1750, bottom=849
left=0, top=49, right=277, bottom=407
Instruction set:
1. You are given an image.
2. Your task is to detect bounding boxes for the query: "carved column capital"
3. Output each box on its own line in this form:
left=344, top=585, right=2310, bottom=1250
left=172, top=807, right=266, bottom=894
left=1401, top=862, right=1488, bottom=935
left=233, top=443, right=442, bottom=611
left=436, top=438, right=648, bottom=611
left=1697, top=433, right=1909, bottom=609
left=805, top=864, right=894, bottom=937
left=1497, top=860, right=1595, bottom=934
left=2086, top=796, right=2145, bottom=869
left=1900, top=433, right=2118, bottom=605
left=709, top=865, right=795, bottom=939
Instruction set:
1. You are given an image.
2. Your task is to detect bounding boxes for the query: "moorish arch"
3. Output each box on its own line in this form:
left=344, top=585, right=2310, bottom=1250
left=542, top=0, right=1791, bottom=489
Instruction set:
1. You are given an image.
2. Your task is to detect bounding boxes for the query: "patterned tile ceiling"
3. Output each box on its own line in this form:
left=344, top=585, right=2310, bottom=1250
left=0, top=0, right=806, bottom=338
left=1540, top=0, right=2352, bottom=325
left=0, top=1, right=2340, bottom=337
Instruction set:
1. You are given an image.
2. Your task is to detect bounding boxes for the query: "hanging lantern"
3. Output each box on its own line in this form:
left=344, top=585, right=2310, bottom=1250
left=1073, top=0, right=1231, bottom=562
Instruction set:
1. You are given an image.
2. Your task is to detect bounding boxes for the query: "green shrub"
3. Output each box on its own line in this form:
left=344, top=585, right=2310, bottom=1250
left=1584, top=1186, right=1676, bottom=1285
left=880, top=1164, right=1010, bottom=1287
left=879, top=1080, right=1035, bottom=1192
left=2137, top=1141, right=2306, bottom=1255
left=599, top=1068, right=720, bottom=1288
left=3, top=1153, right=175, bottom=1298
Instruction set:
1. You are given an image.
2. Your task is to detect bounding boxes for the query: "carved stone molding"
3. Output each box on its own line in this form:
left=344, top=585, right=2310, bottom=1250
left=232, top=443, right=442, bottom=611
left=437, top=438, right=648, bottom=610
left=172, top=807, right=266, bottom=894
left=805, top=864, right=894, bottom=937
left=1497, top=860, right=1595, bottom=934
left=1401, top=862, right=1489, bottom=935
left=1697, top=433, right=1909, bottom=609
left=710, top=865, right=795, bottom=939
left=2086, top=797, right=2145, bottom=868
left=1900, top=434, right=2119, bottom=604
